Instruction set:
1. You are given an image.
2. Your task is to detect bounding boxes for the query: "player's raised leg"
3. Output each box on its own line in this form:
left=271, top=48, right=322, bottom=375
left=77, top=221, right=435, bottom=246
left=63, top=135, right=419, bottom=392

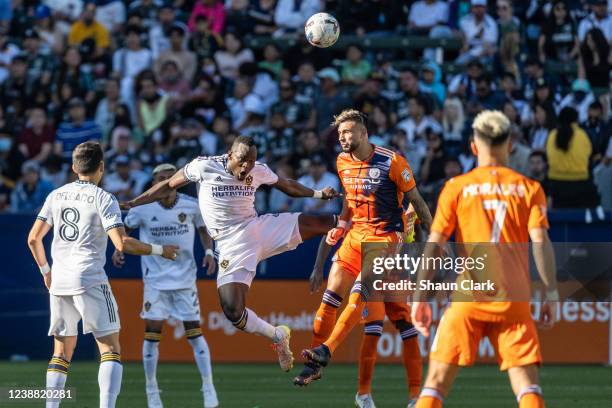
left=45, top=336, right=76, bottom=408
left=96, top=333, right=123, bottom=408
left=184, top=320, right=218, bottom=408
left=297, top=214, right=338, bottom=240
left=218, top=281, right=293, bottom=371
left=142, top=320, right=163, bottom=408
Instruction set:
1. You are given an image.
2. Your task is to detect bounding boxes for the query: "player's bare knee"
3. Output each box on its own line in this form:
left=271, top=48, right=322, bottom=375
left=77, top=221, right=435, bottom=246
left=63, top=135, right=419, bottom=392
left=222, top=303, right=245, bottom=324
left=53, top=336, right=76, bottom=361
left=144, top=320, right=163, bottom=333
left=96, top=332, right=121, bottom=354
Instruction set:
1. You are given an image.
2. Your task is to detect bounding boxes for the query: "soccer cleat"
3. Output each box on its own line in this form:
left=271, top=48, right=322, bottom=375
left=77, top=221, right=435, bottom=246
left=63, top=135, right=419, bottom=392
left=146, top=390, right=163, bottom=408
left=355, top=393, right=377, bottom=408
left=407, top=398, right=418, bottom=408
left=292, top=362, right=322, bottom=386
left=202, top=383, right=219, bottom=408
left=301, top=344, right=331, bottom=367
left=272, top=325, right=294, bottom=371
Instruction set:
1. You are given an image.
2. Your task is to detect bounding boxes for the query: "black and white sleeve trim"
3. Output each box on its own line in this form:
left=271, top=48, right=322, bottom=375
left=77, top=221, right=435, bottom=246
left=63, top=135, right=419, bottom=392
left=105, top=222, right=124, bottom=231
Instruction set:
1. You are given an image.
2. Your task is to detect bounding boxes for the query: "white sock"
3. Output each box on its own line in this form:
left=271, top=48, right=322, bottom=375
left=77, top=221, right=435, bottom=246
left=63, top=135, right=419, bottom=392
left=187, top=335, right=214, bottom=386
left=99, top=353, right=123, bottom=408
left=243, top=308, right=277, bottom=340
left=142, top=338, right=160, bottom=392
left=46, top=356, right=69, bottom=408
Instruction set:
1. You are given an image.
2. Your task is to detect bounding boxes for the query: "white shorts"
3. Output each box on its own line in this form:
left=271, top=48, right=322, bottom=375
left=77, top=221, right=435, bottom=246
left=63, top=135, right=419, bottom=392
left=48, top=283, right=120, bottom=338
left=140, top=283, right=201, bottom=322
left=216, top=212, right=303, bottom=288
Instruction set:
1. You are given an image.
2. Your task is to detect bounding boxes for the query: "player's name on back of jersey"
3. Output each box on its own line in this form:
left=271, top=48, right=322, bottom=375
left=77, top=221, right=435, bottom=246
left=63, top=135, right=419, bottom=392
left=211, top=184, right=256, bottom=198
left=54, top=191, right=96, bottom=204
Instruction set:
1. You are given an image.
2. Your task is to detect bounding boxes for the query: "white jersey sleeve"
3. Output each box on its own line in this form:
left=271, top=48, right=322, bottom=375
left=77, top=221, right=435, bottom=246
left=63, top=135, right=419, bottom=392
left=253, top=163, right=279, bottom=186
left=184, top=157, right=210, bottom=183
left=37, top=194, right=54, bottom=226
left=97, top=192, right=124, bottom=232
left=124, top=207, right=142, bottom=230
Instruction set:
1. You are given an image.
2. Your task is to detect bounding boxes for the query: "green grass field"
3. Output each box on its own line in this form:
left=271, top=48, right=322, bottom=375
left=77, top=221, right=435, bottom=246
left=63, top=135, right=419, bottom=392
left=1, top=362, right=610, bottom=407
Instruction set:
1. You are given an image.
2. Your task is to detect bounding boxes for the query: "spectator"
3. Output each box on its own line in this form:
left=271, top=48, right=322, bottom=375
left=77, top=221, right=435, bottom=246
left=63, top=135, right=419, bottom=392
left=0, top=128, right=26, bottom=185
left=22, top=29, right=55, bottom=89
left=0, top=31, right=20, bottom=84
left=55, top=97, right=102, bottom=162
left=135, top=71, right=170, bottom=138
left=559, top=78, right=595, bottom=123
left=466, top=75, right=505, bottom=115
left=45, top=0, right=84, bottom=21
left=290, top=129, right=328, bottom=177
left=336, top=0, right=387, bottom=35
left=149, top=2, right=186, bottom=59
left=295, top=154, right=340, bottom=214
left=113, top=25, right=153, bottom=104
left=105, top=125, right=134, bottom=165
left=367, top=104, right=393, bottom=146
left=168, top=118, right=205, bottom=167
left=103, top=154, right=145, bottom=201
left=408, top=0, right=449, bottom=35
left=258, top=43, right=283, bottom=81
left=496, top=0, right=520, bottom=36
left=249, top=0, right=278, bottom=35
left=268, top=163, right=295, bottom=212
left=529, top=102, right=556, bottom=150
left=274, top=0, right=321, bottom=34
left=546, top=107, right=598, bottom=208
left=188, top=15, right=222, bottom=61
left=457, top=0, right=499, bottom=65
left=40, top=154, right=67, bottom=189
left=68, top=2, right=110, bottom=58
left=54, top=46, right=96, bottom=106
left=441, top=96, right=465, bottom=153
left=577, top=0, right=612, bottom=42
left=419, top=61, right=445, bottom=106
left=238, top=61, right=279, bottom=111
left=293, top=60, right=319, bottom=104
left=593, top=139, right=612, bottom=211
left=155, top=24, right=197, bottom=83
left=420, top=129, right=448, bottom=185
left=158, top=59, right=191, bottom=97
left=270, top=79, right=313, bottom=130
left=582, top=101, right=612, bottom=160
left=528, top=150, right=549, bottom=189
left=1, top=55, right=30, bottom=121
left=95, top=77, right=123, bottom=141
left=508, top=124, right=532, bottom=175
left=33, top=5, right=65, bottom=55
left=10, top=160, right=53, bottom=213
left=341, top=44, right=372, bottom=86
left=241, top=98, right=269, bottom=152
left=213, top=31, right=254, bottom=80
left=188, top=0, right=226, bottom=34
left=353, top=74, right=387, bottom=117
left=539, top=0, right=579, bottom=63
left=225, top=76, right=260, bottom=129
left=18, top=107, right=54, bottom=162
left=314, top=67, right=352, bottom=133
left=448, top=59, right=483, bottom=100
left=391, top=67, right=434, bottom=123
left=266, top=111, right=295, bottom=164
left=578, top=28, right=611, bottom=88
left=397, top=94, right=442, bottom=144
left=180, top=75, right=228, bottom=127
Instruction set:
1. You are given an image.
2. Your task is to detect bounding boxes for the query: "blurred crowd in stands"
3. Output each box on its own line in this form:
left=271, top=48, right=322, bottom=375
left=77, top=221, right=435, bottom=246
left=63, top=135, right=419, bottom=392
left=0, top=0, right=610, bottom=216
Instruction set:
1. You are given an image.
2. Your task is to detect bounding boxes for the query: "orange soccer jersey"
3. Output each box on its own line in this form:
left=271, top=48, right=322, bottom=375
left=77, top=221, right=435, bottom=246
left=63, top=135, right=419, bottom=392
left=430, top=165, right=549, bottom=369
left=334, top=145, right=416, bottom=276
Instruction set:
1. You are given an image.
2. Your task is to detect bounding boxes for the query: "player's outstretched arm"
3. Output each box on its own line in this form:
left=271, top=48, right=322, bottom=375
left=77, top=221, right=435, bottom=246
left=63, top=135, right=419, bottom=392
left=27, top=219, right=53, bottom=289
left=310, top=237, right=333, bottom=293
left=273, top=176, right=341, bottom=200
left=122, top=169, right=190, bottom=209
left=107, top=226, right=179, bottom=261
left=529, top=227, right=559, bottom=329
left=405, top=187, right=433, bottom=234
left=111, top=227, right=133, bottom=268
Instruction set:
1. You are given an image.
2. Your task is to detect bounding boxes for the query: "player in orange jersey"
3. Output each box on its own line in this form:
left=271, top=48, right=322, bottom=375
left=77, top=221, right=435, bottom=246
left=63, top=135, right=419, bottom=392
left=297, top=109, right=432, bottom=389
left=411, top=110, right=559, bottom=408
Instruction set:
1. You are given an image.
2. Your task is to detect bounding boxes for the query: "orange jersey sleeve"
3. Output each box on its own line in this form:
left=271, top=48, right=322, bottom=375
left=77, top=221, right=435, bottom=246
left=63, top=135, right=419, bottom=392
left=431, top=178, right=460, bottom=238
left=527, top=182, right=549, bottom=231
left=388, top=153, right=416, bottom=193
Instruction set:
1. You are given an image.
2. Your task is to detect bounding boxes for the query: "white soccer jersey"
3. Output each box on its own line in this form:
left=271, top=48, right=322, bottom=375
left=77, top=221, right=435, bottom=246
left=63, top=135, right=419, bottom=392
left=124, top=193, right=204, bottom=290
left=183, top=155, right=279, bottom=238
left=37, top=180, right=124, bottom=296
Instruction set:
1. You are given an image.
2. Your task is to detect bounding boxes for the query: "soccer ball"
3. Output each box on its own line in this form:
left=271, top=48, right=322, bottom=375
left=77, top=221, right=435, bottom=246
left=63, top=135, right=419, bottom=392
left=305, top=13, right=340, bottom=48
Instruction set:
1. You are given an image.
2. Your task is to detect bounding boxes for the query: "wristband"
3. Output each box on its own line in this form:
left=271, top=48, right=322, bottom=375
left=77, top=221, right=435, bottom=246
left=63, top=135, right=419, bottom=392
left=205, top=249, right=214, bottom=257
left=545, top=288, right=559, bottom=302
left=313, top=190, right=323, bottom=199
left=336, top=220, right=348, bottom=229
left=40, top=263, right=51, bottom=276
left=151, top=244, right=163, bottom=256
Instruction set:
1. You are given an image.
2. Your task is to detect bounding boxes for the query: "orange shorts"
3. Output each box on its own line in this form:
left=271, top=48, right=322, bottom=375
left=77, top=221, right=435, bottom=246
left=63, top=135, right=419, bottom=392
left=430, top=305, right=542, bottom=371
left=363, top=301, right=411, bottom=323
left=332, top=229, right=402, bottom=278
